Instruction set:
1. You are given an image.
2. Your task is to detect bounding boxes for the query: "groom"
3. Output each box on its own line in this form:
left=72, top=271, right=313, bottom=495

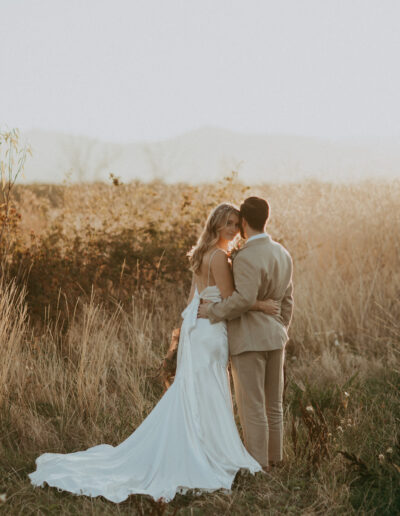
left=198, top=196, right=293, bottom=471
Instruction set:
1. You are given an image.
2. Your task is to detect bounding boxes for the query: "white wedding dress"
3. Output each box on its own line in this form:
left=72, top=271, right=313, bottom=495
left=29, top=284, right=261, bottom=502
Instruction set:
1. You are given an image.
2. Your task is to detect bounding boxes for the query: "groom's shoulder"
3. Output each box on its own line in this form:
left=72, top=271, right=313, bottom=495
left=270, top=237, right=293, bottom=263
left=233, top=244, right=255, bottom=265
left=270, top=236, right=289, bottom=252
left=234, top=245, right=251, bottom=259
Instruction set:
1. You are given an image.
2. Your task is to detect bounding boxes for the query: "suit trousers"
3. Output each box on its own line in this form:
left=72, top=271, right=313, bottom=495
left=231, top=349, right=284, bottom=468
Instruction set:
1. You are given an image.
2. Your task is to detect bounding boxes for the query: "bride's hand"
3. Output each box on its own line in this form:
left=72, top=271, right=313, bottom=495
left=258, top=299, right=280, bottom=315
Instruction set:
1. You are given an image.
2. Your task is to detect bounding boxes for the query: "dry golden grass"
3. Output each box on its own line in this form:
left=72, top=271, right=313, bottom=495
left=1, top=178, right=400, bottom=515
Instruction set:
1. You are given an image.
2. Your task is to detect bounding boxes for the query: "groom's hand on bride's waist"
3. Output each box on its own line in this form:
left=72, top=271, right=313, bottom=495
left=197, top=300, right=211, bottom=318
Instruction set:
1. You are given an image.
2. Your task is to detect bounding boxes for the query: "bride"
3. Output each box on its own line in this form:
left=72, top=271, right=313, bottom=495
left=29, top=203, right=279, bottom=503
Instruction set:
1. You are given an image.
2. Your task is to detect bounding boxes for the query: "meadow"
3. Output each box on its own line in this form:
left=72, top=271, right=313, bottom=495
left=0, top=145, right=399, bottom=514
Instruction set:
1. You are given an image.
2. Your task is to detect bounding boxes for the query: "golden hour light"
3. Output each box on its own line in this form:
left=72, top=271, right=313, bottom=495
left=1, top=1, right=399, bottom=514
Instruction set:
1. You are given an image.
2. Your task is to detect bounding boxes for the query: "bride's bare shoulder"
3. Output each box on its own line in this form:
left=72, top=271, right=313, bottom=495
left=210, top=249, right=230, bottom=271
left=197, top=248, right=227, bottom=277
left=206, top=247, right=228, bottom=264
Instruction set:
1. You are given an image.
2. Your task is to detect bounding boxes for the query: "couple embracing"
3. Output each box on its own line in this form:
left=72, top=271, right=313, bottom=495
left=29, top=196, right=294, bottom=503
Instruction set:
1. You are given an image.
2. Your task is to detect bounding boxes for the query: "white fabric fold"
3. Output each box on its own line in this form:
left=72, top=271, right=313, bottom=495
left=29, top=286, right=261, bottom=502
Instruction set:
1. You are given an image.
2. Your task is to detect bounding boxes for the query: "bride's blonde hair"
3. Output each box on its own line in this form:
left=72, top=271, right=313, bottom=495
left=188, top=203, right=239, bottom=273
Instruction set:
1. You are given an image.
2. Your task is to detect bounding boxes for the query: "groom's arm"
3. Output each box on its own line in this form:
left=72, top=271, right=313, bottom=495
left=281, top=280, right=294, bottom=329
left=207, top=252, right=260, bottom=323
left=281, top=256, right=294, bottom=329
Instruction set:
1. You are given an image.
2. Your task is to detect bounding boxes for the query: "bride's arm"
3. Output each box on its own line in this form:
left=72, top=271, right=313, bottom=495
left=211, top=253, right=279, bottom=315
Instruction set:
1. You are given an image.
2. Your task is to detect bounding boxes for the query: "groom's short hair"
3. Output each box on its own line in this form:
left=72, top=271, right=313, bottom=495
left=240, top=197, right=269, bottom=231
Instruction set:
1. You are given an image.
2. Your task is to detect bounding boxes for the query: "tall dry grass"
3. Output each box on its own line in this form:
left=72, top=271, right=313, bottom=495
left=1, top=178, right=399, bottom=514
left=0, top=280, right=28, bottom=407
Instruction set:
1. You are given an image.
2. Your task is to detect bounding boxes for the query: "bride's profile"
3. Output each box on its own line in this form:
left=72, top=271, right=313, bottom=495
left=29, top=203, right=278, bottom=503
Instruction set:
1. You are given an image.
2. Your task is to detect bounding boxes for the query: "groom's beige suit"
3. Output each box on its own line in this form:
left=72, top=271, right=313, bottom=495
left=207, top=234, right=294, bottom=468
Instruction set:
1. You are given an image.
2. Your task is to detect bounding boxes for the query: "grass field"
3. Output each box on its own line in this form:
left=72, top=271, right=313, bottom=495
left=1, top=177, right=399, bottom=514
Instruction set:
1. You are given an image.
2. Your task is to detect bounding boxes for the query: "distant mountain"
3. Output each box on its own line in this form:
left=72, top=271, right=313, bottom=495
left=20, top=127, right=400, bottom=184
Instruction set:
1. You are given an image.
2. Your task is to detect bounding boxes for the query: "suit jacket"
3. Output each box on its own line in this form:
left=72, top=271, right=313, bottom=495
left=207, top=234, right=294, bottom=355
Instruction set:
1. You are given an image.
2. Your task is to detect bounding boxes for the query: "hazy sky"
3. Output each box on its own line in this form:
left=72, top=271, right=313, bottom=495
left=1, top=0, right=400, bottom=143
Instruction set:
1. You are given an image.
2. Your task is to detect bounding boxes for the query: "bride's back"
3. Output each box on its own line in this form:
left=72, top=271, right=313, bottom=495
left=194, top=248, right=224, bottom=292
